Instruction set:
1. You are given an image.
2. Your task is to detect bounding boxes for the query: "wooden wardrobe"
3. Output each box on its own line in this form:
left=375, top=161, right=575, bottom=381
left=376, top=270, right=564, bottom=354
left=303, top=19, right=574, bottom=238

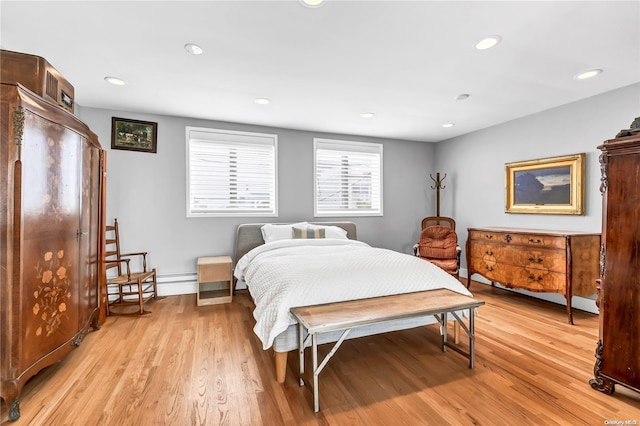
left=0, top=80, right=105, bottom=420
left=590, top=118, right=640, bottom=396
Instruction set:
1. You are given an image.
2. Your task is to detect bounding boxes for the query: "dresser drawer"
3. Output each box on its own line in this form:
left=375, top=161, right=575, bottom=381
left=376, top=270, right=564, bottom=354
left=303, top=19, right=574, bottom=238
left=509, top=267, right=566, bottom=293
left=469, top=243, right=566, bottom=274
left=468, top=230, right=566, bottom=249
left=507, top=233, right=566, bottom=249
left=469, top=256, right=500, bottom=282
left=469, top=230, right=507, bottom=243
left=468, top=257, right=566, bottom=293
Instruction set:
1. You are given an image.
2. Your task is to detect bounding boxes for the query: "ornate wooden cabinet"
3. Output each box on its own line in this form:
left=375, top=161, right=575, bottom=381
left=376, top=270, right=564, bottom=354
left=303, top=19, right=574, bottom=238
left=590, top=118, right=640, bottom=395
left=1, top=82, right=104, bottom=420
left=0, top=50, right=75, bottom=114
left=466, top=227, right=600, bottom=324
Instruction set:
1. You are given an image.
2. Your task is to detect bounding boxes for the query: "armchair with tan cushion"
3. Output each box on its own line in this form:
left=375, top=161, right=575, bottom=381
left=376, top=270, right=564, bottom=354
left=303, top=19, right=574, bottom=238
left=413, top=216, right=461, bottom=279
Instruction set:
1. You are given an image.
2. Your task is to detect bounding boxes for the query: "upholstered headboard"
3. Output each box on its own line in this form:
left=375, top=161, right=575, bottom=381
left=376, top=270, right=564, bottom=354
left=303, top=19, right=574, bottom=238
left=233, top=222, right=357, bottom=265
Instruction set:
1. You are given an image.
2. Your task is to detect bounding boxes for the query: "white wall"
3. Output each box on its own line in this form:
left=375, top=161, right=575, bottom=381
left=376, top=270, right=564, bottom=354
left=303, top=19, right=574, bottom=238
left=435, top=82, right=640, bottom=312
left=79, top=109, right=438, bottom=294
left=79, top=83, right=639, bottom=306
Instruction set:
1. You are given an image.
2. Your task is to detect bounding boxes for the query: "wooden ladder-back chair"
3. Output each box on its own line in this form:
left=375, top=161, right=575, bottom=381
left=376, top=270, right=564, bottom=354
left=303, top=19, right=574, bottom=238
left=414, top=216, right=461, bottom=279
left=105, top=219, right=157, bottom=315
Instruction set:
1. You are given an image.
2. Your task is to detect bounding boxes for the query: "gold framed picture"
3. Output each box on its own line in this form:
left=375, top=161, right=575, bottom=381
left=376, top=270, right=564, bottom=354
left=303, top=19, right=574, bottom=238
left=505, top=153, right=585, bottom=215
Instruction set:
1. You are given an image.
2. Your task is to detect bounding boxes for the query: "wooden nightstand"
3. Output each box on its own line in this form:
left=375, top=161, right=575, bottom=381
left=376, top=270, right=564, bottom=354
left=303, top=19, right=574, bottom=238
left=196, top=256, right=233, bottom=306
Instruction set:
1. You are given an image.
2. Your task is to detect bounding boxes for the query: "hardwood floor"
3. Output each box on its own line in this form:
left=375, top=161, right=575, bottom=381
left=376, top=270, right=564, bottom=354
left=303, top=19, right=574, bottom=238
left=2, top=281, right=639, bottom=425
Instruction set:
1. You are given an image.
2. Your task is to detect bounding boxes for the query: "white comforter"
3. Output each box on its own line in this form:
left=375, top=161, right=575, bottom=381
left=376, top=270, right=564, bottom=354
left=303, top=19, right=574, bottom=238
left=234, top=239, right=472, bottom=350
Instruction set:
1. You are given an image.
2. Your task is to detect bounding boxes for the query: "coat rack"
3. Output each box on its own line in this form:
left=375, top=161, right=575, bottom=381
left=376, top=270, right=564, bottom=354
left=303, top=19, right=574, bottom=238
left=430, top=172, right=446, bottom=216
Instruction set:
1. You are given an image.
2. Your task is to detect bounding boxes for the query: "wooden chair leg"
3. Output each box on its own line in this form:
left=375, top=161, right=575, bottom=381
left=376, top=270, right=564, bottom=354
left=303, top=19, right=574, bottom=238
left=138, top=279, right=144, bottom=314
left=152, top=269, right=158, bottom=300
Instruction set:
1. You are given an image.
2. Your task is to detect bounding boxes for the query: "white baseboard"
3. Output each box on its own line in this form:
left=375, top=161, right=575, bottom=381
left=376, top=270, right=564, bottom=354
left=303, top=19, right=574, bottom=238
left=156, top=272, right=197, bottom=296
left=460, top=268, right=599, bottom=315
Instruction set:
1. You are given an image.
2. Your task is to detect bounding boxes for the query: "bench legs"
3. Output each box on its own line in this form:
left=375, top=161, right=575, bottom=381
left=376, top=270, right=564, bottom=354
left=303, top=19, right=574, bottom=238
left=298, top=323, right=351, bottom=412
left=448, top=310, right=477, bottom=368
left=295, top=308, right=477, bottom=412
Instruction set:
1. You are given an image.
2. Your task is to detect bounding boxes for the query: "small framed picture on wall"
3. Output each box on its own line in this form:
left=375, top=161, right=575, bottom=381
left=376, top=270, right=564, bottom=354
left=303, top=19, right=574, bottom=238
left=111, top=117, right=158, bottom=153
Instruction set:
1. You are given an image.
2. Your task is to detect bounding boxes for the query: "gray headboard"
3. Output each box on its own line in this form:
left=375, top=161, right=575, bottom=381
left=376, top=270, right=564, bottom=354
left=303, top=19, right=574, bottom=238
left=233, top=222, right=357, bottom=265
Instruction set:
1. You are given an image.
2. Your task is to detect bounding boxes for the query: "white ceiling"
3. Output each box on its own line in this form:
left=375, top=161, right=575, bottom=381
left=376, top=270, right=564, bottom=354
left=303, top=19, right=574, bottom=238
left=1, top=1, right=639, bottom=142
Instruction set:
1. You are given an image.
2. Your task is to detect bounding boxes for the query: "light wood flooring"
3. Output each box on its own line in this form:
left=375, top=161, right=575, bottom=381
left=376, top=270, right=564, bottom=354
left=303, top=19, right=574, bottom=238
left=2, top=281, right=639, bottom=425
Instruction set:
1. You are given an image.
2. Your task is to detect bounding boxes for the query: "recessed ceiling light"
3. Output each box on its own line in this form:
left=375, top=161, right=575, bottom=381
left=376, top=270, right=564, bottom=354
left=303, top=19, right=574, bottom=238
left=104, top=76, right=126, bottom=86
left=455, top=94, right=470, bottom=101
left=184, top=43, right=203, bottom=55
left=360, top=112, right=375, bottom=118
left=474, top=35, right=501, bottom=50
left=300, top=0, right=324, bottom=8
left=574, top=69, right=603, bottom=80
left=442, top=123, right=455, bottom=128
left=254, top=98, right=271, bottom=105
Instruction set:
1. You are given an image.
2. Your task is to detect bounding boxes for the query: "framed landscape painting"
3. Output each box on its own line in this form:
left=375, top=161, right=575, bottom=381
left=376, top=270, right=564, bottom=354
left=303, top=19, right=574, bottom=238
left=505, top=153, right=585, bottom=215
left=111, top=117, right=158, bottom=153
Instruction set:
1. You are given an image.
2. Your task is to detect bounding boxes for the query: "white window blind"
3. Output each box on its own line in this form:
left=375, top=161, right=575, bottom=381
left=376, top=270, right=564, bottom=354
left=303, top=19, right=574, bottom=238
left=314, top=138, right=383, bottom=217
left=186, top=127, right=277, bottom=217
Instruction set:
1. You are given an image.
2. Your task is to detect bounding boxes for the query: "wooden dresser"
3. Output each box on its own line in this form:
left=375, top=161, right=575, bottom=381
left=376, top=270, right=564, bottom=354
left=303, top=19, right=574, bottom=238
left=466, top=227, right=600, bottom=324
left=1, top=80, right=104, bottom=419
left=590, top=118, right=640, bottom=396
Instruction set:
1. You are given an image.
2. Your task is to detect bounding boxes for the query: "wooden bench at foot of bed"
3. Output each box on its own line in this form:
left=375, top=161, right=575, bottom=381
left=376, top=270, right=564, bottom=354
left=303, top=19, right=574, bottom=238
left=279, top=289, right=485, bottom=411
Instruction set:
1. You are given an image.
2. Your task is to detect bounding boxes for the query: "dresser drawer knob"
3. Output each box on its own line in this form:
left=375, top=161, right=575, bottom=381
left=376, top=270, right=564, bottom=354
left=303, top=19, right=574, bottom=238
left=486, top=250, right=493, bottom=256
left=529, top=238, right=542, bottom=244
left=528, top=257, right=543, bottom=263
left=505, top=234, right=512, bottom=243
left=485, top=234, right=493, bottom=239
left=528, top=274, right=543, bottom=282
left=486, top=265, right=494, bottom=271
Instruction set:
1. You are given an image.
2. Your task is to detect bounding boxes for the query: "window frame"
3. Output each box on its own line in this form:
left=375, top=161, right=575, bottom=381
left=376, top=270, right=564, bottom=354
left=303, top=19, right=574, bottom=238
left=313, top=138, right=383, bottom=217
left=185, top=126, right=278, bottom=218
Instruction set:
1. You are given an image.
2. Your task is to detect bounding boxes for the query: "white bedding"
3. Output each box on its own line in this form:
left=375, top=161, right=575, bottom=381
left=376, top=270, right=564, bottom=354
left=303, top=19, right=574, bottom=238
left=235, top=238, right=473, bottom=350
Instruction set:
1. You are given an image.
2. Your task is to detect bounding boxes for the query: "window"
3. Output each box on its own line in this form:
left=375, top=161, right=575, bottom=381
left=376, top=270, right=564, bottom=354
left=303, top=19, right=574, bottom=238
left=314, top=138, right=383, bottom=217
left=186, top=127, right=277, bottom=217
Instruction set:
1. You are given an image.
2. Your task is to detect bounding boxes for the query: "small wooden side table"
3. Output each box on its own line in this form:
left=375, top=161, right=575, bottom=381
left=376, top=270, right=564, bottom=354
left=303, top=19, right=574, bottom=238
left=196, top=256, right=233, bottom=306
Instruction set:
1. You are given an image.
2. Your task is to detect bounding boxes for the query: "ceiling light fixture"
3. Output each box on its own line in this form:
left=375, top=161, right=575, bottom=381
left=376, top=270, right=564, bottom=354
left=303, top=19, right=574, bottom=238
left=104, top=76, right=126, bottom=86
left=360, top=112, right=375, bottom=118
left=442, top=123, right=455, bottom=128
left=300, top=0, right=325, bottom=8
left=574, top=69, right=603, bottom=80
left=184, top=43, right=203, bottom=55
left=254, top=98, right=271, bottom=105
left=474, top=35, right=501, bottom=50
left=455, top=94, right=470, bottom=101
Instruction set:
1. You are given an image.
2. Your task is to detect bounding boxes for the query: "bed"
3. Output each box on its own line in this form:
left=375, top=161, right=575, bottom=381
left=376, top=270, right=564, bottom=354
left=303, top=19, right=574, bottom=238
left=233, top=221, right=474, bottom=383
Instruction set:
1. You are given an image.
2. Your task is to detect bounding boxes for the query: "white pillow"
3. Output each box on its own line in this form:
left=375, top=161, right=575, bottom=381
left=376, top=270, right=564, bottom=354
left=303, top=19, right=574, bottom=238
left=261, top=222, right=308, bottom=243
left=306, top=223, right=349, bottom=240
